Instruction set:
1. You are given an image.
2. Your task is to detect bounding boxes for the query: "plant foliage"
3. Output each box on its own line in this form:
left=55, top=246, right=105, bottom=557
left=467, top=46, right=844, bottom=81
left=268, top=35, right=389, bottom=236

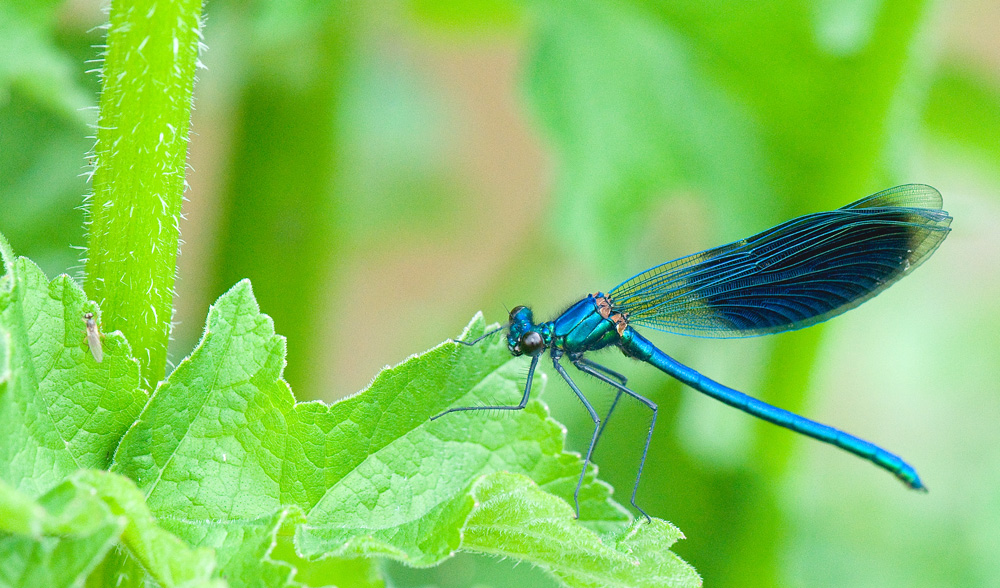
left=0, top=234, right=699, bottom=587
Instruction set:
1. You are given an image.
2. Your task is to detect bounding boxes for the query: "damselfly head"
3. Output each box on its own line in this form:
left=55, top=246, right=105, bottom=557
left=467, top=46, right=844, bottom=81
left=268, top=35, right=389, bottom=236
left=507, top=306, right=547, bottom=357
left=508, top=306, right=531, bottom=323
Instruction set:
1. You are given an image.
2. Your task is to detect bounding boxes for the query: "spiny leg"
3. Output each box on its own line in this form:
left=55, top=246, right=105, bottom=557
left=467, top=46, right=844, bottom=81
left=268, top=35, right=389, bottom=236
left=452, top=325, right=505, bottom=346
left=574, top=360, right=657, bottom=522
left=551, top=353, right=601, bottom=520
left=575, top=357, right=625, bottom=451
left=577, top=357, right=627, bottom=385
left=431, top=354, right=540, bottom=420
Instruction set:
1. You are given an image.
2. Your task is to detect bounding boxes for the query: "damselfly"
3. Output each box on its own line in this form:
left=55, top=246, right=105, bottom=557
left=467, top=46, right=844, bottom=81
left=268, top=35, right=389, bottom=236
left=433, top=184, right=951, bottom=520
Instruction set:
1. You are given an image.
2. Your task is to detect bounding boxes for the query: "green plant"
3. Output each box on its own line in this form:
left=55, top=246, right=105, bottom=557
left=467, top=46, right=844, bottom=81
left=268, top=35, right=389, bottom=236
left=6, top=0, right=1000, bottom=586
left=0, top=1, right=698, bottom=586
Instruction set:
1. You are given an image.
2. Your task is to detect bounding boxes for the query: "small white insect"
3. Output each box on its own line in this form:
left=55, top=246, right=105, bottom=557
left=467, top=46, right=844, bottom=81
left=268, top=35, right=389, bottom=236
left=83, top=312, right=103, bottom=363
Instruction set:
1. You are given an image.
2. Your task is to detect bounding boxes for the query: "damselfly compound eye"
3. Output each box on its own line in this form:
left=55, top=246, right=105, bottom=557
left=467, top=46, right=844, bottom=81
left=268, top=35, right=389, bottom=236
left=519, top=331, right=544, bottom=356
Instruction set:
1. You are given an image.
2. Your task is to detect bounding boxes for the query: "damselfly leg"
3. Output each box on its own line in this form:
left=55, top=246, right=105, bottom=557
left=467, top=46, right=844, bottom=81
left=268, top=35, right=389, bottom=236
left=430, top=353, right=540, bottom=420
left=574, top=358, right=657, bottom=522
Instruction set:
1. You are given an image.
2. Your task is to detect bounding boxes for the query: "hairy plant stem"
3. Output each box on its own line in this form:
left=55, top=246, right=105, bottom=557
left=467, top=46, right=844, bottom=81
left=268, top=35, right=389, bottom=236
left=85, top=0, right=203, bottom=386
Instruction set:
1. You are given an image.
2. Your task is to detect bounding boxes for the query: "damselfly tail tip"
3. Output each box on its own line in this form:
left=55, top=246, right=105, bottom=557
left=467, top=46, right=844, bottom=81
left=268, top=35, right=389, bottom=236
left=904, top=474, right=928, bottom=493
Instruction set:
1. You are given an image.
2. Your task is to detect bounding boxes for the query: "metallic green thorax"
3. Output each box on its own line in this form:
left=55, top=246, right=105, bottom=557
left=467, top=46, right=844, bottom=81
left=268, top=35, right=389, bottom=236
left=508, top=294, right=623, bottom=357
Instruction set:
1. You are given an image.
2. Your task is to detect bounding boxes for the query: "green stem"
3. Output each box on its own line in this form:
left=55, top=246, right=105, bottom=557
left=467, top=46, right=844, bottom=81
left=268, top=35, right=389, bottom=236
left=85, top=0, right=203, bottom=386
left=211, top=11, right=351, bottom=399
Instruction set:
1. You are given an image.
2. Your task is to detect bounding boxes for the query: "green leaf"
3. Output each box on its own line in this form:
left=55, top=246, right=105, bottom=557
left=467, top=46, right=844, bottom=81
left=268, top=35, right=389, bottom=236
left=0, top=234, right=147, bottom=497
left=158, top=505, right=385, bottom=588
left=0, top=471, right=222, bottom=588
left=113, top=279, right=693, bottom=585
left=266, top=510, right=388, bottom=588
left=463, top=472, right=700, bottom=588
left=523, top=0, right=768, bottom=270
left=0, top=478, right=123, bottom=588
left=76, top=471, right=222, bottom=588
left=160, top=509, right=303, bottom=588
left=525, top=0, right=932, bottom=266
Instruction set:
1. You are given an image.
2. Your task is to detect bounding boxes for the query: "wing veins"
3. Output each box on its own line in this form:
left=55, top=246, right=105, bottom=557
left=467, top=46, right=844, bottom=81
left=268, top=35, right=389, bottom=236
left=607, top=189, right=951, bottom=338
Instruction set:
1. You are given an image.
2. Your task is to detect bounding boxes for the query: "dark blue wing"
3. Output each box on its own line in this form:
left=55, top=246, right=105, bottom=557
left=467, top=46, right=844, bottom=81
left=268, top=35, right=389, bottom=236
left=608, top=184, right=952, bottom=338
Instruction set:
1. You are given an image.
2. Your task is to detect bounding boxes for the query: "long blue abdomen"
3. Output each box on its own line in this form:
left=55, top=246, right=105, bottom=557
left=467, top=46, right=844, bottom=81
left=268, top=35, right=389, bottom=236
left=618, top=327, right=925, bottom=490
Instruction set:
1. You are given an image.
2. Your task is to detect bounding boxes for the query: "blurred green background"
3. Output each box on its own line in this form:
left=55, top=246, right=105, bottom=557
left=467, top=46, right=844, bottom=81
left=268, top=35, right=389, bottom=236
left=3, top=0, right=999, bottom=586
